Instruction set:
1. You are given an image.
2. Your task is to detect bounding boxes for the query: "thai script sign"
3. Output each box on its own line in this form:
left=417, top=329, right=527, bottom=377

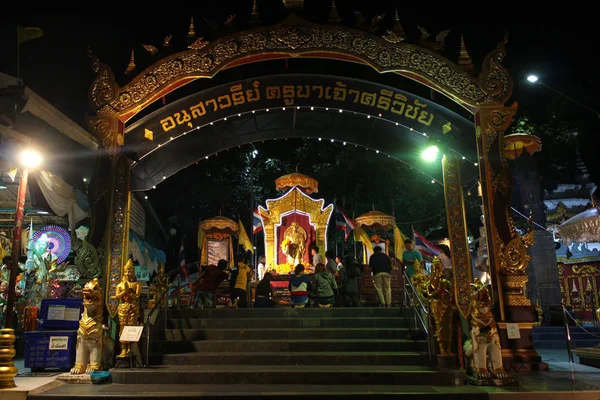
left=126, top=74, right=472, bottom=159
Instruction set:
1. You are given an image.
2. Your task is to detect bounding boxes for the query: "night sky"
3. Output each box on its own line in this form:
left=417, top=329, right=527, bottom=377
left=2, top=6, right=599, bottom=261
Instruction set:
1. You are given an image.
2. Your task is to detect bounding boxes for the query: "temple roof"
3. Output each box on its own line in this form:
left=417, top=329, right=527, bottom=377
left=275, top=173, right=318, bottom=194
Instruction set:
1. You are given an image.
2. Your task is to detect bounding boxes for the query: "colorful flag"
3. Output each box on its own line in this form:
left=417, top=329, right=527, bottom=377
left=353, top=226, right=374, bottom=254
left=17, top=26, right=44, bottom=45
left=412, top=229, right=442, bottom=258
left=238, top=219, right=254, bottom=253
left=7, top=168, right=17, bottom=182
left=335, top=207, right=356, bottom=242
left=393, top=225, right=410, bottom=261
left=178, top=239, right=189, bottom=281
left=252, top=208, right=263, bottom=234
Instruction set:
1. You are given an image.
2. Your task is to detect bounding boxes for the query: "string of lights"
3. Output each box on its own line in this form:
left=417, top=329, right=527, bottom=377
left=142, top=106, right=481, bottom=197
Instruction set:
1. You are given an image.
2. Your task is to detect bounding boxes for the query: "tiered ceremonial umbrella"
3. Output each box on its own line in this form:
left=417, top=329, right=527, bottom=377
left=558, top=207, right=600, bottom=245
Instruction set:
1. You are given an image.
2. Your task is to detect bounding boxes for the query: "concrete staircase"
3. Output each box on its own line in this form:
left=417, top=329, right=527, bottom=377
left=532, top=326, right=600, bottom=349
left=30, top=308, right=477, bottom=399
left=111, top=307, right=465, bottom=386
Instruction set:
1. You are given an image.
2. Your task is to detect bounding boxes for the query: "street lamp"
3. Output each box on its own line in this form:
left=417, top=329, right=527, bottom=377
left=526, top=75, right=600, bottom=120
left=5, top=149, right=42, bottom=330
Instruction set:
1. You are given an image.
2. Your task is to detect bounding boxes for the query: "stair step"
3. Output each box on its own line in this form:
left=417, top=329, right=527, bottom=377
left=168, top=317, right=407, bottom=329
left=27, top=383, right=489, bottom=399
left=110, top=365, right=465, bottom=386
left=164, top=327, right=412, bottom=341
left=531, top=339, right=600, bottom=349
left=151, top=351, right=428, bottom=365
left=169, top=307, right=408, bottom=319
left=153, top=338, right=425, bottom=353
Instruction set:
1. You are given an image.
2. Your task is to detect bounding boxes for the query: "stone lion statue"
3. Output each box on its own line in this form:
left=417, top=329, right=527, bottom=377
left=466, top=280, right=507, bottom=379
left=70, top=278, right=114, bottom=374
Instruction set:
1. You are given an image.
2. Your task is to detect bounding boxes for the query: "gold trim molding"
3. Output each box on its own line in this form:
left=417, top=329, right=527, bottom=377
left=89, top=15, right=513, bottom=119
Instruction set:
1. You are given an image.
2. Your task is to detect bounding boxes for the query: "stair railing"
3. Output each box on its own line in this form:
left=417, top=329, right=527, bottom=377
left=403, top=271, right=434, bottom=361
left=143, top=274, right=182, bottom=367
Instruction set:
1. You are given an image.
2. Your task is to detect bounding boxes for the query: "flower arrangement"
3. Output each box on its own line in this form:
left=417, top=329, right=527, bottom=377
left=271, top=262, right=313, bottom=275
left=280, top=238, right=291, bottom=251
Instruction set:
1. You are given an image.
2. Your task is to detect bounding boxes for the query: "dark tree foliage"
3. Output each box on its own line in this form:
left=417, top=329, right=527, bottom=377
left=151, top=138, right=458, bottom=264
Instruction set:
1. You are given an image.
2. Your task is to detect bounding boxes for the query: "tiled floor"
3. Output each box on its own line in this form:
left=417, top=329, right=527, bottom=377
left=7, top=349, right=600, bottom=398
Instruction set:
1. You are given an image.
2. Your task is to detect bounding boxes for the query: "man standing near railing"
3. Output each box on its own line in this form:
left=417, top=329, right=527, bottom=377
left=402, top=239, right=423, bottom=278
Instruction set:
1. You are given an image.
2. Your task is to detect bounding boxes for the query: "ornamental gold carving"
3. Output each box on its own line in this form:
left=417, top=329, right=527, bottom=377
left=478, top=33, right=513, bottom=105
left=442, top=154, right=471, bottom=319
left=572, top=264, right=600, bottom=275
left=89, top=16, right=510, bottom=116
left=88, top=47, right=120, bottom=111
left=88, top=115, right=121, bottom=158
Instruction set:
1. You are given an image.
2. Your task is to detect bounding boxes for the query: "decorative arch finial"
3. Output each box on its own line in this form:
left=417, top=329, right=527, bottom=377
left=478, top=32, right=513, bottom=104
left=87, top=46, right=120, bottom=112
left=382, top=7, right=405, bottom=43
left=188, top=16, right=196, bottom=38
left=458, top=35, right=474, bottom=74
left=125, top=49, right=137, bottom=75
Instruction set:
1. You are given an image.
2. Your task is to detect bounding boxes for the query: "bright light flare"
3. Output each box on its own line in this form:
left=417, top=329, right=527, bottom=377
left=527, top=75, right=539, bottom=83
left=421, top=145, right=439, bottom=162
left=20, top=149, right=42, bottom=168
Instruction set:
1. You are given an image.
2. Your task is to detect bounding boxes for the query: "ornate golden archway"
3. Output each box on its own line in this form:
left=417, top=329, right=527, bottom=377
left=87, top=16, right=536, bottom=342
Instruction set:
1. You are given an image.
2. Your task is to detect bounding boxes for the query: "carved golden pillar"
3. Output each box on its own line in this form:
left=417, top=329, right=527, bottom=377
left=475, top=103, right=535, bottom=321
left=442, top=154, right=472, bottom=319
left=88, top=114, right=131, bottom=319
left=475, top=104, right=544, bottom=371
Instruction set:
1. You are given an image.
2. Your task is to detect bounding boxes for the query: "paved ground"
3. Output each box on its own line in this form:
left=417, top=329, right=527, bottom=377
left=7, top=349, right=600, bottom=399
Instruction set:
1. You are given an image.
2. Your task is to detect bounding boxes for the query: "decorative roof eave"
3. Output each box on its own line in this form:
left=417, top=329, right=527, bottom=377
left=259, top=186, right=334, bottom=227
left=88, top=14, right=512, bottom=121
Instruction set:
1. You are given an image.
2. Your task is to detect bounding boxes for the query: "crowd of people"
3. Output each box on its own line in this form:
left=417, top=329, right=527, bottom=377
left=191, top=239, right=424, bottom=309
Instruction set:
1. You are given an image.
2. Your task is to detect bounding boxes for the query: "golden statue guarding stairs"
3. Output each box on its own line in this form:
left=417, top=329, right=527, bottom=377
left=281, top=222, right=307, bottom=266
left=148, top=263, right=168, bottom=309
left=426, top=257, right=454, bottom=357
left=111, top=258, right=142, bottom=358
left=464, top=280, right=518, bottom=386
left=70, top=278, right=114, bottom=374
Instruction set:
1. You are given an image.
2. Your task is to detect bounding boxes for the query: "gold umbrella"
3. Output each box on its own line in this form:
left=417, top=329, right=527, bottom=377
left=502, top=133, right=542, bottom=160
left=355, top=210, right=396, bottom=231
left=198, top=216, right=238, bottom=236
left=558, top=207, right=600, bottom=245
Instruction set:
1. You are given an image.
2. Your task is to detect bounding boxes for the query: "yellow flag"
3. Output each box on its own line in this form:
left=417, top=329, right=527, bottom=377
left=353, top=226, right=374, bottom=254
left=197, top=224, right=205, bottom=249
left=394, top=226, right=410, bottom=261
left=238, top=219, right=254, bottom=254
left=18, top=26, right=44, bottom=45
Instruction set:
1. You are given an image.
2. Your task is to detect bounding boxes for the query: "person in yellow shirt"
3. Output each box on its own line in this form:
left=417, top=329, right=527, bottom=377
left=233, top=256, right=252, bottom=308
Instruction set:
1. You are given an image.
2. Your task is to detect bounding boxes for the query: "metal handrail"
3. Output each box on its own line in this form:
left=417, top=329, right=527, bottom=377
left=562, top=305, right=575, bottom=363
left=144, top=274, right=182, bottom=367
left=403, top=271, right=434, bottom=360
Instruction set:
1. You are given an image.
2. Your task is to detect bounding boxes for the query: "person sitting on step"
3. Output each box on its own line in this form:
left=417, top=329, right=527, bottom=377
left=289, top=264, right=311, bottom=308
left=312, top=263, right=338, bottom=308
left=254, top=272, right=277, bottom=308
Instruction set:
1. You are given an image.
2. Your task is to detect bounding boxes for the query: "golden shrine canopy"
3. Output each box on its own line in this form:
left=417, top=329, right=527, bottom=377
left=259, top=173, right=333, bottom=273
left=275, top=173, right=319, bottom=194
left=199, top=216, right=238, bottom=235
left=355, top=210, right=397, bottom=230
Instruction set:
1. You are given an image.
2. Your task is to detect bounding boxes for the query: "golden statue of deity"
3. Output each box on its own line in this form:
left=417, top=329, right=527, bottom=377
left=111, top=258, right=141, bottom=358
left=148, top=263, right=169, bottom=309
left=410, top=259, right=429, bottom=305
left=281, top=222, right=307, bottom=266
left=426, top=257, right=454, bottom=356
left=467, top=279, right=507, bottom=379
